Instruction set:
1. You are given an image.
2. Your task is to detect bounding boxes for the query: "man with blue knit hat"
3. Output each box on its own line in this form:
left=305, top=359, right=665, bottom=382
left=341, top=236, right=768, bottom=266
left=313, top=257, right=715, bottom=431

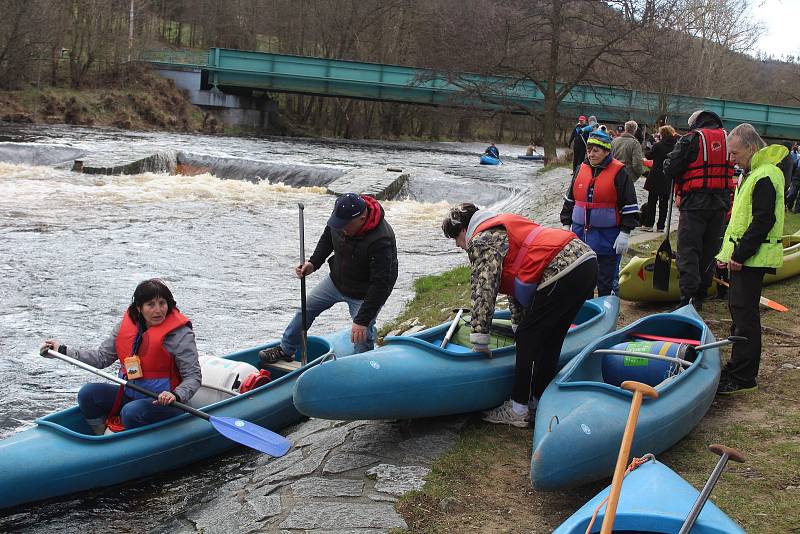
left=259, top=193, right=398, bottom=363
left=561, top=129, right=639, bottom=296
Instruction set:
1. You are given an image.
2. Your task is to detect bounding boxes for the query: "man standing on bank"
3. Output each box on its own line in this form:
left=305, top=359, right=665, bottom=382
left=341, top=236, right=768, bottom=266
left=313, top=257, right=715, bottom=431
left=442, top=203, right=597, bottom=427
left=716, top=124, right=785, bottom=395
left=663, top=110, right=735, bottom=309
left=259, top=193, right=398, bottom=362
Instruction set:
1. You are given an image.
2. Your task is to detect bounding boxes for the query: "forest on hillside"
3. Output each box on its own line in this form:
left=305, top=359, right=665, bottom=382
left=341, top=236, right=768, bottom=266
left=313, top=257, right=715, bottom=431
left=2, top=0, right=799, bottom=148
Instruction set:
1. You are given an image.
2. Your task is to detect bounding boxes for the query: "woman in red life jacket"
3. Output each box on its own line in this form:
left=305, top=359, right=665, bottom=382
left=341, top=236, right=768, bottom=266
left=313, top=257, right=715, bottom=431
left=442, top=204, right=597, bottom=427
left=41, top=279, right=201, bottom=434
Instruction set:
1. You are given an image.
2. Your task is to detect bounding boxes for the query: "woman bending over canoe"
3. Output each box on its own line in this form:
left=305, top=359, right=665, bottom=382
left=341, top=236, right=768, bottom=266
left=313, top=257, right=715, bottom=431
left=442, top=204, right=597, bottom=427
left=40, top=279, right=202, bottom=434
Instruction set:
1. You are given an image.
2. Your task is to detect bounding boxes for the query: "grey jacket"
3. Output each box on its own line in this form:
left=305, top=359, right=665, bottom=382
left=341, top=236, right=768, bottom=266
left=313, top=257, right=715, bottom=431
left=611, top=133, right=645, bottom=178
left=65, top=321, right=202, bottom=403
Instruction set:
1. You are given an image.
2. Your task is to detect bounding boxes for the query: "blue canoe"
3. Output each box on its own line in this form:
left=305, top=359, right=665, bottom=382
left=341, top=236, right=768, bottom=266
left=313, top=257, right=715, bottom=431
left=531, top=305, right=720, bottom=490
left=480, top=154, right=501, bottom=165
left=0, top=329, right=354, bottom=511
left=292, top=296, right=619, bottom=421
left=554, top=456, right=744, bottom=533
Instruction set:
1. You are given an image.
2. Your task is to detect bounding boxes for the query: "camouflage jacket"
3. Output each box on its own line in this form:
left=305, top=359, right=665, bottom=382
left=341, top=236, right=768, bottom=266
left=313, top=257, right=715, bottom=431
left=468, top=228, right=594, bottom=348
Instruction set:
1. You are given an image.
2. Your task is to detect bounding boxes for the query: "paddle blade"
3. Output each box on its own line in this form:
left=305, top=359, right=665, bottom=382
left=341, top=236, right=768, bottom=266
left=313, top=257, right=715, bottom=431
left=652, top=239, right=673, bottom=292
left=760, top=295, right=788, bottom=312
left=210, top=415, right=291, bottom=457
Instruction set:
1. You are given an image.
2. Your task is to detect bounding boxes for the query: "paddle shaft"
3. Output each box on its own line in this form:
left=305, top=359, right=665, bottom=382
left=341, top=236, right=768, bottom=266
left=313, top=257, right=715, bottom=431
left=713, top=276, right=788, bottom=312
left=46, top=349, right=210, bottom=421
left=678, top=444, right=746, bottom=534
left=600, top=381, right=659, bottom=534
left=440, top=309, right=465, bottom=349
left=299, top=203, right=308, bottom=366
left=653, top=181, right=675, bottom=292
left=593, top=349, right=692, bottom=367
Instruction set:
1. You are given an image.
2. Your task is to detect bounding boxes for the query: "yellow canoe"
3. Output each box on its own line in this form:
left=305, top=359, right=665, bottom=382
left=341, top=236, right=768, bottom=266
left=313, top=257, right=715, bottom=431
left=618, top=233, right=800, bottom=302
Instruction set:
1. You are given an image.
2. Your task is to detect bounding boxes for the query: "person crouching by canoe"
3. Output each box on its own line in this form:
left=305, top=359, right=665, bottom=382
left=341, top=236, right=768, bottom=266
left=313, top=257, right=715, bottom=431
left=442, top=204, right=597, bottom=427
left=560, top=129, right=639, bottom=296
left=259, top=193, right=399, bottom=363
left=40, top=279, right=201, bottom=434
left=715, top=124, right=785, bottom=396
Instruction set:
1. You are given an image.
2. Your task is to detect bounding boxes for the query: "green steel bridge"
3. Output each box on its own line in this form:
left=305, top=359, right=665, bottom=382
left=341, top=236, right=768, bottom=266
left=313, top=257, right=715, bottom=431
left=143, top=48, right=800, bottom=139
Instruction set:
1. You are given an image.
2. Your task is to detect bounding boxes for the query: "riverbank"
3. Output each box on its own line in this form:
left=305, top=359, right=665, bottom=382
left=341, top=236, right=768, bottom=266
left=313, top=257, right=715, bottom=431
left=383, top=211, right=800, bottom=533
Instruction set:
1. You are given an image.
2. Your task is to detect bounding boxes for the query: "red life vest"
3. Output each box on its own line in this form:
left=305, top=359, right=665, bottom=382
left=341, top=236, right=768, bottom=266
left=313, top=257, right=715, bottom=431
left=472, top=214, right=574, bottom=305
left=676, top=128, right=734, bottom=196
left=572, top=159, right=624, bottom=228
left=114, top=308, right=191, bottom=390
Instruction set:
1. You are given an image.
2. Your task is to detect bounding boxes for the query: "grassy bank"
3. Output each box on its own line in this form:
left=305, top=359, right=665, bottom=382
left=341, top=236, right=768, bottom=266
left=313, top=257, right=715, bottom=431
left=390, top=212, right=800, bottom=533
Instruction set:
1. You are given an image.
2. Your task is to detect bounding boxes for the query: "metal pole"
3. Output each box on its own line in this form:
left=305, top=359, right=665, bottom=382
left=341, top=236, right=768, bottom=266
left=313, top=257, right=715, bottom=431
left=299, top=203, right=308, bottom=366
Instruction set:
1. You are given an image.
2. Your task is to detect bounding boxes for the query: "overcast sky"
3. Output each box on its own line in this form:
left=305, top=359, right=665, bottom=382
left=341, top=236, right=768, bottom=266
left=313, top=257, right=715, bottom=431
left=756, top=0, right=800, bottom=58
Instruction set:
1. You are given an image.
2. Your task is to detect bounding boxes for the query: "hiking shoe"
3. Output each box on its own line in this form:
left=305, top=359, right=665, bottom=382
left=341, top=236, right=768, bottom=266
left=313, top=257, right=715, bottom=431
left=258, top=346, right=294, bottom=366
left=716, top=379, right=758, bottom=396
left=641, top=225, right=654, bottom=232
left=480, top=400, right=529, bottom=428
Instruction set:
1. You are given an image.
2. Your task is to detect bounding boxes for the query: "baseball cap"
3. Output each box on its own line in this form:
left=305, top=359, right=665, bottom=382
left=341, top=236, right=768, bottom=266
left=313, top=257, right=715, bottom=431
left=328, top=193, right=367, bottom=229
left=578, top=115, right=587, bottom=121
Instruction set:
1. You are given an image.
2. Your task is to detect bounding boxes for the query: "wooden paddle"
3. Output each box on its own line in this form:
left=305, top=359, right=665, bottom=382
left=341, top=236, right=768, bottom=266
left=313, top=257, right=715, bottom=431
left=713, top=277, right=788, bottom=312
left=45, top=349, right=292, bottom=457
left=600, top=381, right=659, bottom=534
left=652, top=185, right=675, bottom=292
left=677, top=444, right=746, bottom=534
left=298, top=203, right=309, bottom=365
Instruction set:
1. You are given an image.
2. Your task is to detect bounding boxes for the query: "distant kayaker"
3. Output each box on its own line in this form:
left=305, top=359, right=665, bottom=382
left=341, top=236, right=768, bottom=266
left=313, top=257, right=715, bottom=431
left=560, top=129, right=639, bottom=296
left=442, top=203, right=597, bottom=427
left=39, top=279, right=201, bottom=434
left=259, top=193, right=398, bottom=363
left=484, top=143, right=500, bottom=159
left=716, top=123, right=785, bottom=395
left=526, top=143, right=536, bottom=157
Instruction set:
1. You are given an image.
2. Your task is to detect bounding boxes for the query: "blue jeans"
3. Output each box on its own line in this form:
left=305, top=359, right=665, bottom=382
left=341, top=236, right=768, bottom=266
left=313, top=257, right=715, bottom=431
left=77, top=383, right=182, bottom=430
left=596, top=254, right=622, bottom=296
left=281, top=274, right=378, bottom=355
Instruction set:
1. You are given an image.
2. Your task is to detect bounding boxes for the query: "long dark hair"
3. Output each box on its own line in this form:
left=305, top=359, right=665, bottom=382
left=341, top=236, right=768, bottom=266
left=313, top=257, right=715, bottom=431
left=442, top=203, right=480, bottom=238
left=127, top=278, right=177, bottom=323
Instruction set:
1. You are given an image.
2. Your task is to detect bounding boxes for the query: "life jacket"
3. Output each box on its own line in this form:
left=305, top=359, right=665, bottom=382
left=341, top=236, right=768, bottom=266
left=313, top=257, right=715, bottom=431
left=572, top=158, right=624, bottom=228
left=114, top=308, right=191, bottom=393
left=676, top=128, right=734, bottom=196
left=472, top=214, right=574, bottom=306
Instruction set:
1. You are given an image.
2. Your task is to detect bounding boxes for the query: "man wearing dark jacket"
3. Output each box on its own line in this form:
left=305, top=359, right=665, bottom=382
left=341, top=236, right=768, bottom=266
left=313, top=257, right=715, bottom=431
left=663, top=110, right=735, bottom=309
left=641, top=125, right=678, bottom=231
left=567, top=115, right=589, bottom=173
left=260, top=193, right=398, bottom=362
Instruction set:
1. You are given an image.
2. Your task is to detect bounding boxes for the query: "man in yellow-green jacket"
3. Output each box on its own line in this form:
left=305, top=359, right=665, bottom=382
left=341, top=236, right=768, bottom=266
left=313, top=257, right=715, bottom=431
left=716, top=123, right=785, bottom=395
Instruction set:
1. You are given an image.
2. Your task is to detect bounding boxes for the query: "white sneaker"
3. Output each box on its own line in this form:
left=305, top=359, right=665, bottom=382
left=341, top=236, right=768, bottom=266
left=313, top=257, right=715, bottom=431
left=481, top=400, right=529, bottom=428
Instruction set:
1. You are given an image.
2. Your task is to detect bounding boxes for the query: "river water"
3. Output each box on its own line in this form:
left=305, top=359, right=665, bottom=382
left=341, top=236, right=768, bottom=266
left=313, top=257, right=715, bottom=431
left=0, top=123, right=568, bottom=531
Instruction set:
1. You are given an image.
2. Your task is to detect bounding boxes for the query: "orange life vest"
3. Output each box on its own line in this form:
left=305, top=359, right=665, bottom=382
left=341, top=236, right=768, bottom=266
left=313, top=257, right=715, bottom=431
left=114, top=308, right=191, bottom=391
left=676, top=128, right=734, bottom=196
left=572, top=159, right=625, bottom=228
left=472, top=214, right=574, bottom=305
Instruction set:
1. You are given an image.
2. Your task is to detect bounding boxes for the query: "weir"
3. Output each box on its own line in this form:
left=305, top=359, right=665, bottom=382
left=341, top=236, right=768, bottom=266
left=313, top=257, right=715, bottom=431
left=326, top=167, right=409, bottom=200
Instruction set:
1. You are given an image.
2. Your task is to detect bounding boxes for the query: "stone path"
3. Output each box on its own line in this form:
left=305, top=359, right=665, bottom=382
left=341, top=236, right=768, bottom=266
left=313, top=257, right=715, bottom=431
left=171, top=416, right=466, bottom=533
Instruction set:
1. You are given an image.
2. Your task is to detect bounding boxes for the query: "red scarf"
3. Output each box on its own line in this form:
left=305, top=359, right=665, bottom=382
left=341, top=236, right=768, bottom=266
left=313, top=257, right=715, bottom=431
left=354, top=195, right=383, bottom=236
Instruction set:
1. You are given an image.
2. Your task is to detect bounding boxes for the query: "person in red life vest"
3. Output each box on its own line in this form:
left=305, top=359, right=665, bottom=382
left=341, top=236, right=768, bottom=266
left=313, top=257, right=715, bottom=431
left=442, top=203, right=597, bottom=427
left=560, top=129, right=640, bottom=296
left=258, top=193, right=398, bottom=364
left=40, top=279, right=201, bottom=434
left=663, top=110, right=735, bottom=310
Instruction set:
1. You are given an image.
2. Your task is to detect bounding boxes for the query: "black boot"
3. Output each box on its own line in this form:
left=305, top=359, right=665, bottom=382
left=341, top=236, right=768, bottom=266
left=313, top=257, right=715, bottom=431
left=258, top=346, right=294, bottom=367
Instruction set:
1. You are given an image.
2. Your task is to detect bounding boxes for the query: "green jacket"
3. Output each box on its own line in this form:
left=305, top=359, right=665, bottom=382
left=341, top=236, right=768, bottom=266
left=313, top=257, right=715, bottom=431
left=611, top=133, right=645, bottom=178
left=717, top=144, right=786, bottom=268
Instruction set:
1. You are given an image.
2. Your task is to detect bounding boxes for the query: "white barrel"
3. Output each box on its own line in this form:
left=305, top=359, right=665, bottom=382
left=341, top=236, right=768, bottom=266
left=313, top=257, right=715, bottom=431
left=188, top=355, right=259, bottom=408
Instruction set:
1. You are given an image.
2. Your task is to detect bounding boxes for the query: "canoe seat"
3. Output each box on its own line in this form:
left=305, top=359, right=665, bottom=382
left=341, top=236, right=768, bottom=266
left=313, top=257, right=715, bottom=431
left=263, top=360, right=302, bottom=372
left=448, top=317, right=515, bottom=350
